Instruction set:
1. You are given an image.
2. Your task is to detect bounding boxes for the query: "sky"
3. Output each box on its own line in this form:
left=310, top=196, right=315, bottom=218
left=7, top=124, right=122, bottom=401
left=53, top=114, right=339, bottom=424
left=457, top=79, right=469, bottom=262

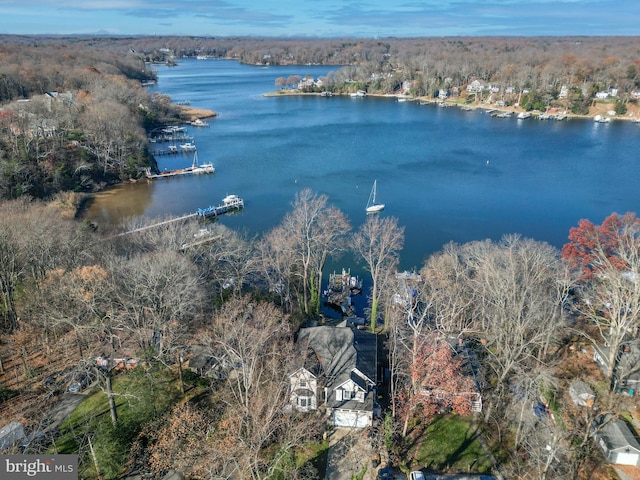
left=1, top=0, right=639, bottom=37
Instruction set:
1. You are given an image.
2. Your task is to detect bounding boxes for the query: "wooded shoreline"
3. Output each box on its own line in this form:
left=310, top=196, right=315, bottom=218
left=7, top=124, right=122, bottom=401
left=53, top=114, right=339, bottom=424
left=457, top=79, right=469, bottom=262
left=265, top=90, right=640, bottom=122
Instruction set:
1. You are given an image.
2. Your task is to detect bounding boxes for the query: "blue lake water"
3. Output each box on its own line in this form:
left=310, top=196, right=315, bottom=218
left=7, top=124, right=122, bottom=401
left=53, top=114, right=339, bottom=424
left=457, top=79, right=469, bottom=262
left=86, top=58, right=640, bottom=271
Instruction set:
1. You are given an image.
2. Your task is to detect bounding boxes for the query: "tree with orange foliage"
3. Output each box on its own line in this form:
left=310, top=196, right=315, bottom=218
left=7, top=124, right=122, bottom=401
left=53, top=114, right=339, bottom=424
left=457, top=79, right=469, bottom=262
left=398, top=332, right=476, bottom=437
left=561, top=212, right=640, bottom=280
left=563, top=212, right=640, bottom=391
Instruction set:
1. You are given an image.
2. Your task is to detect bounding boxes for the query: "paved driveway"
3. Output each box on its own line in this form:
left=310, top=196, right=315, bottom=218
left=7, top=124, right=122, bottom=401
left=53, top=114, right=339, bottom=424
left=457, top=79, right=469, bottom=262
left=325, top=428, right=376, bottom=480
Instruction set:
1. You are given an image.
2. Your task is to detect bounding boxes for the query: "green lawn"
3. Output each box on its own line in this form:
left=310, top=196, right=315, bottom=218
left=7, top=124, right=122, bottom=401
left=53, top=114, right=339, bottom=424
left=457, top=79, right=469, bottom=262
left=412, top=415, right=494, bottom=474
left=53, top=365, right=187, bottom=479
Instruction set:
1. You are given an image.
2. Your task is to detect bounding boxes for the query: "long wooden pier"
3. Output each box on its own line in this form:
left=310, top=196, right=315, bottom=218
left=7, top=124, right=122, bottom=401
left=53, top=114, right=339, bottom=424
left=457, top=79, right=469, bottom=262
left=117, top=195, right=244, bottom=236
left=117, top=213, right=198, bottom=236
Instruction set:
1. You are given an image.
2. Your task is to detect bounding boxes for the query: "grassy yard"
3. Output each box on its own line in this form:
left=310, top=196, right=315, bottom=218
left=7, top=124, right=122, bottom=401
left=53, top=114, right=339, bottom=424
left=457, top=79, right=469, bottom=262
left=409, top=415, right=494, bottom=475
left=52, top=365, right=190, bottom=480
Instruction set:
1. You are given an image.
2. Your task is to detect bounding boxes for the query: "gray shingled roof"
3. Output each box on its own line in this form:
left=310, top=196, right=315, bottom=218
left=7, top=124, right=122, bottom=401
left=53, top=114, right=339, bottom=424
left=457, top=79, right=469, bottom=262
left=594, top=414, right=640, bottom=453
left=297, top=325, right=376, bottom=389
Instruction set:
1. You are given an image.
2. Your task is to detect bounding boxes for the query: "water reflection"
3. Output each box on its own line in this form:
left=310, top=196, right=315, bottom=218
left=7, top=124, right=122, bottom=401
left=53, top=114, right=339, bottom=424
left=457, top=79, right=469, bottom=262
left=85, top=180, right=154, bottom=228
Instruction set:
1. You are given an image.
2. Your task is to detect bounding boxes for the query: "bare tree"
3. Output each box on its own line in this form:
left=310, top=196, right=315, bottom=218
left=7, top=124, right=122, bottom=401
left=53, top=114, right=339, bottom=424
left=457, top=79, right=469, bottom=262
left=352, top=215, right=404, bottom=331
left=421, top=242, right=476, bottom=334
left=464, top=235, right=570, bottom=422
left=280, top=189, right=350, bottom=316
left=108, top=249, right=205, bottom=359
left=255, top=225, right=297, bottom=312
left=199, top=301, right=323, bottom=479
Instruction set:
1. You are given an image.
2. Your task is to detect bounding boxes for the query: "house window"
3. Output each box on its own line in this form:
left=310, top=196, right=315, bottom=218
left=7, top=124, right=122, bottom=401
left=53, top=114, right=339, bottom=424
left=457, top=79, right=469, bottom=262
left=347, top=390, right=357, bottom=399
left=299, top=380, right=307, bottom=388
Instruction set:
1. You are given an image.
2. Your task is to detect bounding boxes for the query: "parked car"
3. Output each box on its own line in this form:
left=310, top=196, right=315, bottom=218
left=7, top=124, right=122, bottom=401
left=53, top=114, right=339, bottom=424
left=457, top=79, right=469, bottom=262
left=68, top=373, right=92, bottom=393
left=410, top=471, right=425, bottom=480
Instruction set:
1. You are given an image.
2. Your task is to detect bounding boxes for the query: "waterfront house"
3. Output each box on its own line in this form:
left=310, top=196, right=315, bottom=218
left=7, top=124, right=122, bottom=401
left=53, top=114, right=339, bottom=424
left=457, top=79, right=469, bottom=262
left=293, top=325, right=377, bottom=428
left=466, top=80, right=484, bottom=93
left=289, top=367, right=318, bottom=412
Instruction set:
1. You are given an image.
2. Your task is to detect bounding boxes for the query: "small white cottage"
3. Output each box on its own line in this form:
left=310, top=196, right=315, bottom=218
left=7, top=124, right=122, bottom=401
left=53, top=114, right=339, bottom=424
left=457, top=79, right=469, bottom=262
left=593, top=414, right=640, bottom=466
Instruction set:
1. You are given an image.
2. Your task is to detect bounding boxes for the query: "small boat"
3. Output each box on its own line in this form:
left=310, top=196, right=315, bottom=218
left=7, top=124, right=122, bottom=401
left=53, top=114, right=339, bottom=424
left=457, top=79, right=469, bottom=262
left=517, top=112, right=531, bottom=119
left=162, top=125, right=187, bottom=134
left=197, top=194, right=244, bottom=218
left=185, top=152, right=214, bottom=174
left=366, top=180, right=385, bottom=214
left=191, top=118, right=209, bottom=127
left=179, top=142, right=197, bottom=151
left=188, top=162, right=215, bottom=174
left=222, top=194, right=242, bottom=205
left=350, top=90, right=367, bottom=97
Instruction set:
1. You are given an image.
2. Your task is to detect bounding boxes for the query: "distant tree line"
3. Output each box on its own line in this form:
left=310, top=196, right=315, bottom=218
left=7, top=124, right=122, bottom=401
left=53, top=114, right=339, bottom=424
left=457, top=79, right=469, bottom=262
left=0, top=35, right=639, bottom=200
left=0, top=42, right=186, bottom=199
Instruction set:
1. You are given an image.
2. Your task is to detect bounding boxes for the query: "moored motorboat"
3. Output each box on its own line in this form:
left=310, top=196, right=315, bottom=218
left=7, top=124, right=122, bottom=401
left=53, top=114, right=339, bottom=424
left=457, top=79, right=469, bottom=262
left=179, top=142, right=197, bottom=151
left=191, top=118, right=209, bottom=127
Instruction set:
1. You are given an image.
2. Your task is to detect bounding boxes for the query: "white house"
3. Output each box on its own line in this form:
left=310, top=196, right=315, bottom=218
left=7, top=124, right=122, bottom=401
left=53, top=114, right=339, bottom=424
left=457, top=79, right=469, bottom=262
left=559, top=85, right=569, bottom=98
left=593, top=414, right=640, bottom=466
left=466, top=80, right=484, bottom=93
left=595, top=91, right=609, bottom=99
left=294, top=325, right=377, bottom=428
left=289, top=367, right=318, bottom=412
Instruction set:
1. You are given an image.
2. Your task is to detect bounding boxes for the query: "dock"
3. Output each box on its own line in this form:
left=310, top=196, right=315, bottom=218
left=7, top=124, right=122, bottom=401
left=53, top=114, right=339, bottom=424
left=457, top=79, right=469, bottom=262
left=118, top=212, right=199, bottom=236
left=196, top=195, right=244, bottom=218
left=146, top=164, right=214, bottom=179
left=323, top=268, right=362, bottom=316
left=146, top=153, right=214, bottom=179
left=117, top=196, right=245, bottom=236
left=152, top=146, right=179, bottom=155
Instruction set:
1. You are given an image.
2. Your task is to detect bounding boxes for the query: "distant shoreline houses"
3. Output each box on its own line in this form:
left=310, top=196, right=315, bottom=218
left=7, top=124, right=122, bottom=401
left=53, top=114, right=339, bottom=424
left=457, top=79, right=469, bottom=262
left=281, top=74, right=640, bottom=121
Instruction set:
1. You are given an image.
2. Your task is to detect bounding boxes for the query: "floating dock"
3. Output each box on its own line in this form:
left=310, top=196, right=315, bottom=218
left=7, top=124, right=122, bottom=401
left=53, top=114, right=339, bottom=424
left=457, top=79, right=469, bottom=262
left=196, top=195, right=244, bottom=218
left=117, top=196, right=244, bottom=236
left=146, top=153, right=214, bottom=179
left=323, top=268, right=362, bottom=316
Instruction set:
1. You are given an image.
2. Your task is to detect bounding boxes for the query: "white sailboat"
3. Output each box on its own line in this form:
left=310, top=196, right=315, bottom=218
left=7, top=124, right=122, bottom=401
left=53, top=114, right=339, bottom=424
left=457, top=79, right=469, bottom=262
left=186, top=152, right=215, bottom=174
left=366, top=180, right=385, bottom=214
